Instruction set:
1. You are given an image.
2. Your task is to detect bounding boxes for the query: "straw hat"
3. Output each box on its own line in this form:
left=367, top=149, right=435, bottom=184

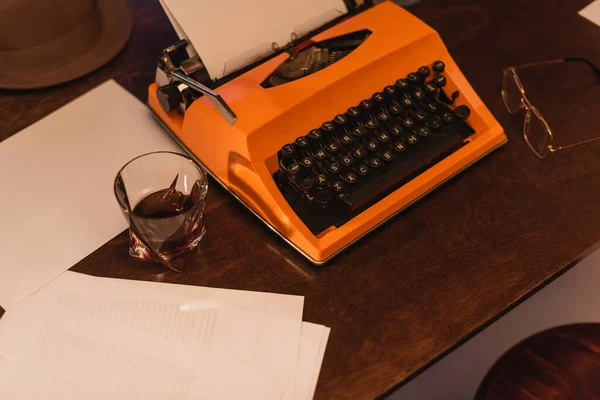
left=0, top=0, right=133, bottom=89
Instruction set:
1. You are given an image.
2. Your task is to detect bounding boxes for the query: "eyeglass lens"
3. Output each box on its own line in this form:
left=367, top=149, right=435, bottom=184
left=501, top=69, right=524, bottom=114
left=523, top=107, right=552, bottom=158
left=502, top=68, right=552, bottom=158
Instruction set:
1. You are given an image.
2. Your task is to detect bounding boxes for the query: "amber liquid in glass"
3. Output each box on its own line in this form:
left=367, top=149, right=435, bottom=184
left=130, top=184, right=206, bottom=261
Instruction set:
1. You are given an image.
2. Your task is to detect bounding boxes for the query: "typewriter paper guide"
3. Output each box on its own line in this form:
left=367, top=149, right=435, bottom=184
left=160, top=0, right=349, bottom=80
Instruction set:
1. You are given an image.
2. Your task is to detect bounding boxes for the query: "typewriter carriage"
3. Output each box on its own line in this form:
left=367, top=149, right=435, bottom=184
left=148, top=1, right=506, bottom=264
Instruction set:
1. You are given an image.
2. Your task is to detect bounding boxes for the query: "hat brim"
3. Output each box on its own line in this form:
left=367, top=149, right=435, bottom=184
left=0, top=0, right=133, bottom=90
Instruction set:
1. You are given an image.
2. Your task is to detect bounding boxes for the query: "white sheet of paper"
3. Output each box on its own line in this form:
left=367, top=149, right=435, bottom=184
left=0, top=80, right=181, bottom=311
left=160, top=0, right=348, bottom=79
left=0, top=271, right=305, bottom=399
left=295, top=323, right=331, bottom=400
left=0, top=306, right=288, bottom=399
left=580, top=0, right=600, bottom=26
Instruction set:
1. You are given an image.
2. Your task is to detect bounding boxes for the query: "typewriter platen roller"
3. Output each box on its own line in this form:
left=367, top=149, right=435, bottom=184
left=148, top=1, right=507, bottom=264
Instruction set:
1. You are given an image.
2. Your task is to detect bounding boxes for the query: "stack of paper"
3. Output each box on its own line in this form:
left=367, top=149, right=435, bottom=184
left=0, top=80, right=330, bottom=398
left=0, top=272, right=330, bottom=399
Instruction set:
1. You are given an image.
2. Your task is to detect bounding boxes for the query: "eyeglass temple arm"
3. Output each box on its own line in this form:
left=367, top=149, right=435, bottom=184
left=511, top=57, right=600, bottom=79
left=551, top=136, right=600, bottom=153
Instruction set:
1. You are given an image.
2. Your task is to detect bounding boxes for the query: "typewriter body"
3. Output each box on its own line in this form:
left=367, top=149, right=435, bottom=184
left=148, top=0, right=507, bottom=265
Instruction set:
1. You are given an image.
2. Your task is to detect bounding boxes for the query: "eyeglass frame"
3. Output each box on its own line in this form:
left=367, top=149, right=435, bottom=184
left=501, top=57, right=600, bottom=159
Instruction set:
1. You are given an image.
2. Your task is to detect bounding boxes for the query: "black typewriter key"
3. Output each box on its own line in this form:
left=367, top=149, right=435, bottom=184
left=300, top=177, right=314, bottom=191
left=390, top=124, right=403, bottom=137
left=418, top=127, right=431, bottom=138
left=281, top=143, right=295, bottom=158
left=375, top=131, right=390, bottom=143
left=295, top=136, right=308, bottom=149
left=407, top=72, right=418, bottom=83
left=372, top=92, right=385, bottom=104
left=441, top=112, right=454, bottom=123
left=365, top=139, right=379, bottom=152
left=393, top=141, right=407, bottom=153
left=331, top=181, right=344, bottom=193
left=433, top=60, right=445, bottom=73
left=426, top=102, right=439, bottom=114
left=342, top=172, right=358, bottom=184
left=326, top=141, right=340, bottom=153
left=352, top=127, right=366, bottom=138
left=347, top=106, right=360, bottom=118
left=376, top=111, right=390, bottom=123
left=340, top=133, right=354, bottom=145
left=389, top=104, right=403, bottom=117
left=334, top=114, right=347, bottom=125
left=314, top=187, right=332, bottom=204
left=402, top=117, right=415, bottom=128
left=415, top=111, right=427, bottom=122
left=433, top=75, right=447, bottom=88
left=384, top=85, right=396, bottom=97
left=407, top=134, right=418, bottom=145
left=288, top=162, right=300, bottom=175
left=353, top=146, right=367, bottom=159
left=417, top=66, right=431, bottom=79
left=364, top=119, right=377, bottom=130
left=369, top=157, right=383, bottom=168
left=429, top=118, right=442, bottom=131
left=401, top=97, right=413, bottom=108
left=453, top=105, right=471, bottom=120
left=321, top=121, right=335, bottom=133
left=300, top=157, right=313, bottom=168
left=381, top=150, right=394, bottom=163
left=414, top=90, right=425, bottom=101
left=424, top=83, right=437, bottom=94
left=308, top=129, right=321, bottom=140
left=327, top=162, right=341, bottom=174
left=340, top=155, right=353, bottom=167
left=360, top=99, right=373, bottom=111
left=395, top=79, right=409, bottom=90
left=315, top=174, right=328, bottom=187
left=313, top=148, right=327, bottom=161
left=357, top=164, right=369, bottom=176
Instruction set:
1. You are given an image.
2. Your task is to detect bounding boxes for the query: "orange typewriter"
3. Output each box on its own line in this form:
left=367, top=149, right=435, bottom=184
left=148, top=0, right=507, bottom=265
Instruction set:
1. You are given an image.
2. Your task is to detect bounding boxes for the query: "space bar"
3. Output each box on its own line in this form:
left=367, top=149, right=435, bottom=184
left=345, top=133, right=464, bottom=211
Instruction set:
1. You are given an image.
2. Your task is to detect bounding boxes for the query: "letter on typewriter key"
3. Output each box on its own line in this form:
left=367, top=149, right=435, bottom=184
left=281, top=143, right=295, bottom=158
left=357, top=164, right=369, bottom=176
left=340, top=155, right=353, bottom=167
left=340, top=133, right=354, bottom=145
left=331, top=181, right=344, bottom=193
left=342, top=172, right=358, bottom=184
left=316, top=174, right=328, bottom=187
left=381, top=150, right=394, bottom=162
left=295, top=136, right=308, bottom=149
left=441, top=112, right=454, bottom=123
left=352, top=127, right=366, bottom=138
left=327, top=162, right=341, bottom=174
left=393, top=141, right=407, bottom=153
left=353, top=146, right=367, bottom=159
left=418, top=127, right=431, bottom=138
left=396, top=78, right=409, bottom=89
left=369, top=157, right=383, bottom=168
left=313, top=148, right=327, bottom=161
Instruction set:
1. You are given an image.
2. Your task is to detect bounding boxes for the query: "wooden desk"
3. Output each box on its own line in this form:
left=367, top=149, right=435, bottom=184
left=2, top=1, right=600, bottom=398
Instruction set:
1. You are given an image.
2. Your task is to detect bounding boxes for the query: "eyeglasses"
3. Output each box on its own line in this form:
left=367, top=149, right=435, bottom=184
left=501, top=57, right=600, bottom=159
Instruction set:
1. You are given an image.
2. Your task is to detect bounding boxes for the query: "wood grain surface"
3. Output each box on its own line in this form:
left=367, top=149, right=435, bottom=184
left=2, top=1, right=600, bottom=399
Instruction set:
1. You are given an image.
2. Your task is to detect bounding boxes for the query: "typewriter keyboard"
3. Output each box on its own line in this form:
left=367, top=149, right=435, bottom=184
left=273, top=61, right=475, bottom=235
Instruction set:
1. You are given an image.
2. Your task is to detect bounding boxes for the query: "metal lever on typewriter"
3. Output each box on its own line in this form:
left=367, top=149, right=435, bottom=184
left=158, top=40, right=238, bottom=126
